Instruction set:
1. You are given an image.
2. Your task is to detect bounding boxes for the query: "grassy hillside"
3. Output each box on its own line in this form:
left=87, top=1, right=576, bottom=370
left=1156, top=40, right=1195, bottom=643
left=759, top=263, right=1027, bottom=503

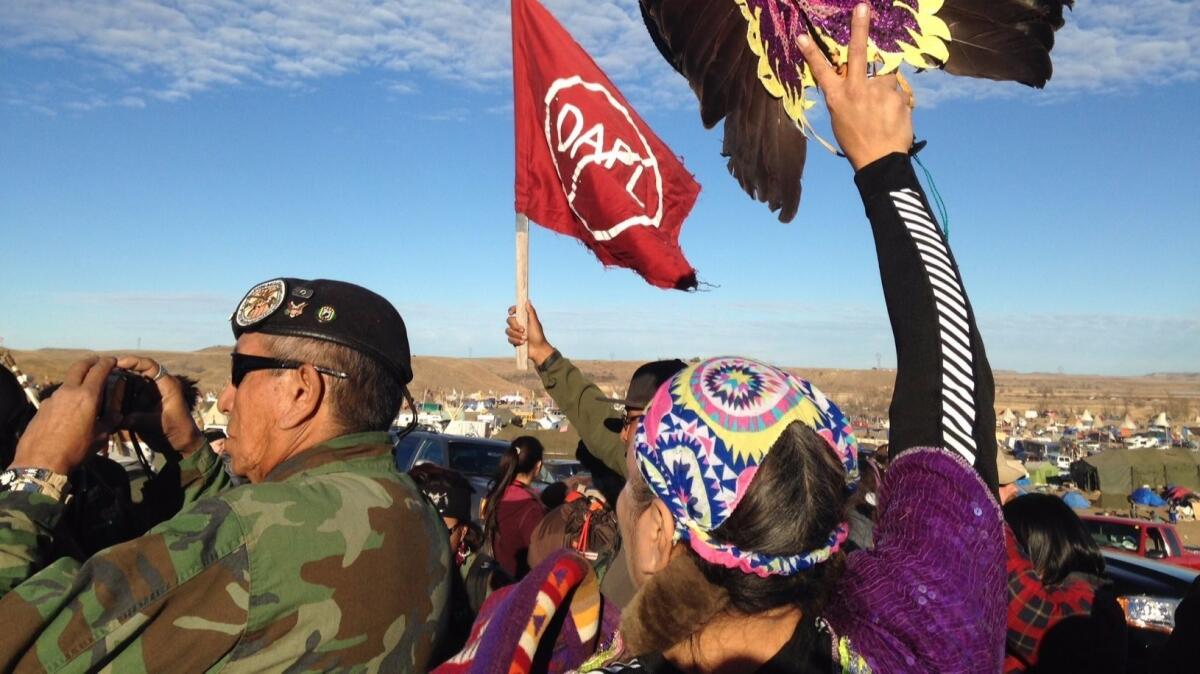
left=8, top=349, right=1198, bottom=422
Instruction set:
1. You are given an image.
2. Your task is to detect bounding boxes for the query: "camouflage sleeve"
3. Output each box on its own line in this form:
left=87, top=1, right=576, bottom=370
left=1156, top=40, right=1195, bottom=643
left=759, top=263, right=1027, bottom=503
left=139, top=442, right=232, bottom=522
left=0, top=491, right=65, bottom=598
left=0, top=495, right=250, bottom=672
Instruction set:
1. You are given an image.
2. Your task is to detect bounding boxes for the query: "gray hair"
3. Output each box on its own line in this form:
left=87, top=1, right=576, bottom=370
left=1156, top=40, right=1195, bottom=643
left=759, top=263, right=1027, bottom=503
left=261, top=334, right=404, bottom=433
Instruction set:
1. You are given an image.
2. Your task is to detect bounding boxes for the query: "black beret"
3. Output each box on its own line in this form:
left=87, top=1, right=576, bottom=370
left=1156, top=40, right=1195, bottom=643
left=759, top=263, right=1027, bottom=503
left=230, top=278, right=412, bottom=386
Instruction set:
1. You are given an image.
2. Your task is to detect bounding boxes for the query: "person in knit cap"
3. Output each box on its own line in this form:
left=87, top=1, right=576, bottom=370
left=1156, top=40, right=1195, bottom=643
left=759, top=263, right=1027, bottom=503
left=443, top=8, right=1006, bottom=673
left=598, top=9, right=1005, bottom=673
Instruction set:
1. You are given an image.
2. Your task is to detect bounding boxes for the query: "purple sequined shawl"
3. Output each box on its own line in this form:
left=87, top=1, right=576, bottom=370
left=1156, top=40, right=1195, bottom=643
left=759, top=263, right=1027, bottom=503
left=823, top=447, right=1006, bottom=673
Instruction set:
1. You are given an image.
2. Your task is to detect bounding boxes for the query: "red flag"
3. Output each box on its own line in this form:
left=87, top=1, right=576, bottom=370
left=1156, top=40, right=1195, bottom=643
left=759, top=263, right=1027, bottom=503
left=512, top=0, right=700, bottom=290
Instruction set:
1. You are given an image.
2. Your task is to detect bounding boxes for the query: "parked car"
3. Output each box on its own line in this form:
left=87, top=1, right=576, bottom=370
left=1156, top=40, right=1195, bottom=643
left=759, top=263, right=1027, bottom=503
left=1101, top=548, right=1198, bottom=673
left=1080, top=514, right=1200, bottom=571
left=539, top=459, right=588, bottom=484
left=393, top=431, right=511, bottom=518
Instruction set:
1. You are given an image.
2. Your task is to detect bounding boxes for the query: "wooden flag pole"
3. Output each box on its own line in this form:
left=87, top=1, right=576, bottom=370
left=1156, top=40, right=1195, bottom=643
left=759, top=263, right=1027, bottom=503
left=515, top=212, right=530, bottom=370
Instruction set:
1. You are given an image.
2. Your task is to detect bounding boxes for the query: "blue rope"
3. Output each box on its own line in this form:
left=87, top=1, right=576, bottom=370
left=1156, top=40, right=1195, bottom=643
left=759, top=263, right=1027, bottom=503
left=912, top=153, right=950, bottom=241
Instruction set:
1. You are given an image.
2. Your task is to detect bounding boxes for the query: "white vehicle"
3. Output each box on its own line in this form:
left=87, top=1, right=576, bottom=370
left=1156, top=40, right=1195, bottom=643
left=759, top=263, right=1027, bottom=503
left=1056, top=455, right=1072, bottom=471
left=1125, top=435, right=1160, bottom=449
left=443, top=420, right=490, bottom=438
left=533, top=413, right=566, bottom=430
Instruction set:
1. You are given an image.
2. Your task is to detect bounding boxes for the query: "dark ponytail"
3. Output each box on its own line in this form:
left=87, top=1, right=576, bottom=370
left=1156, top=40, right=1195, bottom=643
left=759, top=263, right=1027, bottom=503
left=483, top=436, right=544, bottom=543
left=621, top=421, right=849, bottom=655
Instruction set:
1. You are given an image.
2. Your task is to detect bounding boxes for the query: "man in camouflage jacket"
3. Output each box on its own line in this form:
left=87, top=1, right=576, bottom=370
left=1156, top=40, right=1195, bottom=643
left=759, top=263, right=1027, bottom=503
left=0, top=278, right=450, bottom=672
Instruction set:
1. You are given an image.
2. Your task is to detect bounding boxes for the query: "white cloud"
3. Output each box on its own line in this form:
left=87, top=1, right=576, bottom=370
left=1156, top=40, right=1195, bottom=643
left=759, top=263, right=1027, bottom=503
left=0, top=0, right=687, bottom=112
left=911, top=0, right=1199, bottom=105
left=1, top=0, right=1193, bottom=113
left=383, top=79, right=417, bottom=95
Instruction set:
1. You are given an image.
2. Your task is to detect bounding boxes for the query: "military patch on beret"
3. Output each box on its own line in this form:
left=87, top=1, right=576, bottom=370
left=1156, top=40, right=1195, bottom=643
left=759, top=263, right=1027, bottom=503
left=235, top=279, right=286, bottom=327
left=285, top=301, right=307, bottom=318
left=230, top=277, right=414, bottom=386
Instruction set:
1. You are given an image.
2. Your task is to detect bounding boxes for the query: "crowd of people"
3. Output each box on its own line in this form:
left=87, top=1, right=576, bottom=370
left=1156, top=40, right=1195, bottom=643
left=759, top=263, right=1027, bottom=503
left=1, top=7, right=1197, bottom=673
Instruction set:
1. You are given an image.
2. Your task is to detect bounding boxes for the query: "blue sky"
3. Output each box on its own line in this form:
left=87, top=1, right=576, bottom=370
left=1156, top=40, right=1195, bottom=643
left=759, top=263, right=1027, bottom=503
left=1, top=0, right=1197, bottom=375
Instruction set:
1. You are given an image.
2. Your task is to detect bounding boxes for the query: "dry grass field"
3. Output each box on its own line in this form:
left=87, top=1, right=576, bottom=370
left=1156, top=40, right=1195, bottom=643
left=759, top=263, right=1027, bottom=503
left=9, top=348, right=1198, bottom=424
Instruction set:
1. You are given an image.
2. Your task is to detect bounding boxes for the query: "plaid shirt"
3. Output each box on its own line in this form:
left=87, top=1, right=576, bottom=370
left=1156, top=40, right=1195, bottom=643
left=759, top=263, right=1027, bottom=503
left=1004, top=525, right=1098, bottom=673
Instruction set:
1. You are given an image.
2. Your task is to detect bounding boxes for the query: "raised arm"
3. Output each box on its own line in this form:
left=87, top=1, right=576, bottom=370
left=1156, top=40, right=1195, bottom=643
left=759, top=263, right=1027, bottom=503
left=795, top=5, right=996, bottom=491
left=855, top=155, right=998, bottom=491
left=800, top=12, right=1005, bottom=670
left=0, top=356, right=229, bottom=594
left=506, top=302, right=627, bottom=477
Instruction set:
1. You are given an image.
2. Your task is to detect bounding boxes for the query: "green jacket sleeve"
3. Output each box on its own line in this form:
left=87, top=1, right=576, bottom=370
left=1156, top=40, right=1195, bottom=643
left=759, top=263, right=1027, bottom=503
left=0, top=490, right=250, bottom=672
left=0, top=491, right=63, bottom=598
left=538, top=352, right=627, bottom=477
left=139, top=442, right=232, bottom=521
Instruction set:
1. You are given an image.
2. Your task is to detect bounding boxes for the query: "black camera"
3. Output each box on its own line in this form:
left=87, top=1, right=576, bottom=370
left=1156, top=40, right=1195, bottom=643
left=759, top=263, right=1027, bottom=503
left=99, top=369, right=162, bottom=418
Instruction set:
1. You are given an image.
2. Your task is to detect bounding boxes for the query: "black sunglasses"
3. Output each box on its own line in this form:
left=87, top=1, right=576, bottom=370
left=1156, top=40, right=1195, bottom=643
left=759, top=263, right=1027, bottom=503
left=230, top=353, right=350, bottom=386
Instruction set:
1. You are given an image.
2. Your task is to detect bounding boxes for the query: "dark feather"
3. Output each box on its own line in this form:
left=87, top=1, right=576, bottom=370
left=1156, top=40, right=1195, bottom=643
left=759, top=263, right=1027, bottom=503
left=940, top=0, right=1074, bottom=87
left=636, top=0, right=1074, bottom=221
left=638, top=1, right=678, bottom=73
left=698, top=15, right=753, bottom=128
left=640, top=0, right=807, bottom=222
left=939, top=7, right=1051, bottom=86
left=666, top=0, right=729, bottom=82
left=1010, top=0, right=1075, bottom=29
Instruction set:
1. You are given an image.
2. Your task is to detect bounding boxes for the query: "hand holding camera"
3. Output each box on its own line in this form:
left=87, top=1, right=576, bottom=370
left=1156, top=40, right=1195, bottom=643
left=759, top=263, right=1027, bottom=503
left=12, top=357, right=117, bottom=474
left=11, top=356, right=203, bottom=476
left=114, top=356, right=204, bottom=456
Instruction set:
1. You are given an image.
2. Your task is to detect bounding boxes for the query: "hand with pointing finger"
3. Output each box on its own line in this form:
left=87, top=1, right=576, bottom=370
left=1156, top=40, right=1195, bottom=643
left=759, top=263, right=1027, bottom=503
left=796, top=3, right=914, bottom=171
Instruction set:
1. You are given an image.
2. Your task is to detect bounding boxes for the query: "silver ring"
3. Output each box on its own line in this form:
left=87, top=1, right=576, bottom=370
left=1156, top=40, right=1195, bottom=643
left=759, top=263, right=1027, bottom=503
left=152, top=364, right=169, bottom=382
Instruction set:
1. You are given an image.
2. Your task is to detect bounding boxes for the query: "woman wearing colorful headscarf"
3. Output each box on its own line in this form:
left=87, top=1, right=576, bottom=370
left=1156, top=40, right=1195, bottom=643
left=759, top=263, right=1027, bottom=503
left=600, top=7, right=1004, bottom=673
left=439, top=6, right=1003, bottom=673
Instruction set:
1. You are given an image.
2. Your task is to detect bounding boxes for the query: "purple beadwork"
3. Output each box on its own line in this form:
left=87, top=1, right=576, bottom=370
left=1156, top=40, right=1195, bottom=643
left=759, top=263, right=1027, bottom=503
left=745, top=0, right=922, bottom=92
left=822, top=447, right=1006, bottom=673
left=800, top=0, right=921, bottom=49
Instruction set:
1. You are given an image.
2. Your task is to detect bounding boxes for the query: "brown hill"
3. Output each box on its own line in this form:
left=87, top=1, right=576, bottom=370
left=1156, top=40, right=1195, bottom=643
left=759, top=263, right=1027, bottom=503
left=7, top=349, right=1198, bottom=423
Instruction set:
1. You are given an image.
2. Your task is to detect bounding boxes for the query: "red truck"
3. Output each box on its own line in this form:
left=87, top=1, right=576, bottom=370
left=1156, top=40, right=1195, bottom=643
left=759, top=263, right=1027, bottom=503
left=1080, top=514, right=1200, bottom=571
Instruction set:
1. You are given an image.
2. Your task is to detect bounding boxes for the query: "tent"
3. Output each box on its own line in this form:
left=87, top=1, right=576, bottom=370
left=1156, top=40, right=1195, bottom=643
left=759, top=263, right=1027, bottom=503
left=1072, top=448, right=1200, bottom=507
left=491, top=408, right=520, bottom=427
left=1165, top=486, right=1197, bottom=502
left=1130, top=486, right=1167, bottom=507
left=1151, top=412, right=1169, bottom=429
left=199, top=400, right=228, bottom=429
left=1024, top=461, right=1060, bottom=486
left=1062, top=491, right=1091, bottom=509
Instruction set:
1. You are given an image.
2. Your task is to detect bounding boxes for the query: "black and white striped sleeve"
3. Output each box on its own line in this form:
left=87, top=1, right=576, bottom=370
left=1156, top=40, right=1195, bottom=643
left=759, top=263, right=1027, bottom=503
left=854, top=152, right=998, bottom=492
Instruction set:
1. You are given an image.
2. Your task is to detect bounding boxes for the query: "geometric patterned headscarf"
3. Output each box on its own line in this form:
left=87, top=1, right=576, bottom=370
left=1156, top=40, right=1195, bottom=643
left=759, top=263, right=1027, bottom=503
left=634, top=357, right=859, bottom=578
